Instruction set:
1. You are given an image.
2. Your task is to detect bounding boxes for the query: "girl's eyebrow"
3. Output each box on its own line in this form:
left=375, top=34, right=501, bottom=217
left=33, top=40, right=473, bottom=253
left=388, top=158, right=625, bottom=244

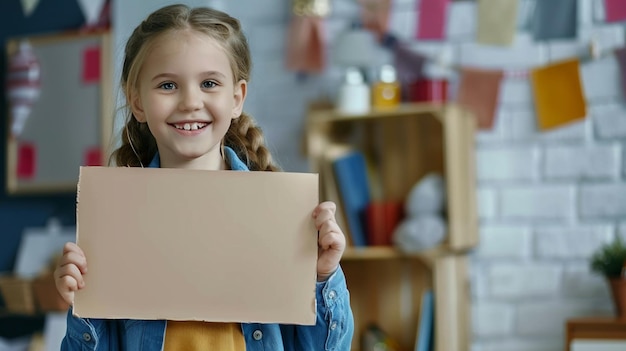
left=151, top=71, right=227, bottom=81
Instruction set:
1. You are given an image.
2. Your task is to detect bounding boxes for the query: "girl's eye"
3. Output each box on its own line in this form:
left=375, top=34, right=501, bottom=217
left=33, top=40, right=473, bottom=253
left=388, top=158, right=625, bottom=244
left=202, top=80, right=217, bottom=89
left=159, top=82, right=176, bottom=90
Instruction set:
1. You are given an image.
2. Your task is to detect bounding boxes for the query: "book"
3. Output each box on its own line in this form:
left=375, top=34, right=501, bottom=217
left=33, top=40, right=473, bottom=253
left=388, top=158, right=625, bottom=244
left=319, top=146, right=353, bottom=247
left=332, top=150, right=371, bottom=247
left=415, top=290, right=434, bottom=351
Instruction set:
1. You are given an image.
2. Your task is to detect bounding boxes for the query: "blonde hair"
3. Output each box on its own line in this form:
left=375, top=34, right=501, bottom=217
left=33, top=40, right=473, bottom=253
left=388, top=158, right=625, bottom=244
left=110, top=4, right=280, bottom=171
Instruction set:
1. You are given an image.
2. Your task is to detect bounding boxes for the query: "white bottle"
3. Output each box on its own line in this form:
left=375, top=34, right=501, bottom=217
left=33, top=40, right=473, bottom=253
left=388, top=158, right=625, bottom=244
left=336, top=67, right=370, bottom=115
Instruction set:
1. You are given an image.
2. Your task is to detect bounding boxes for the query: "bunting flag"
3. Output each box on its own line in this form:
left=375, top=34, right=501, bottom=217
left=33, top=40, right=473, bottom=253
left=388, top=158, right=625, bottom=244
left=416, top=0, right=450, bottom=40
left=20, top=0, right=40, bottom=17
left=532, top=0, right=577, bottom=40
left=605, top=0, right=626, bottom=23
left=285, top=0, right=329, bottom=74
left=358, top=0, right=392, bottom=40
left=77, top=0, right=107, bottom=25
left=476, top=0, right=518, bottom=46
left=531, top=59, right=586, bottom=130
left=456, top=68, right=504, bottom=130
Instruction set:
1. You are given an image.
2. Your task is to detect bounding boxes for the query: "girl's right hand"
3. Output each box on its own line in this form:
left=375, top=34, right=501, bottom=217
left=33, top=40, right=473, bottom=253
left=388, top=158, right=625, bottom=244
left=54, top=242, right=88, bottom=306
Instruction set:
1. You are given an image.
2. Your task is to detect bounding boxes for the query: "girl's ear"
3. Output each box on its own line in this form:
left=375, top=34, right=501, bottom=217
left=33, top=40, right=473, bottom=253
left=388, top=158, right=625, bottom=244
left=130, top=91, right=146, bottom=123
left=232, top=79, right=247, bottom=119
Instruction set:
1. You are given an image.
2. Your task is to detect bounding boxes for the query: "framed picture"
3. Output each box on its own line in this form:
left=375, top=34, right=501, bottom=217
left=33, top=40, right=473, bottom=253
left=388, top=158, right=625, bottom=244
left=5, top=30, right=113, bottom=194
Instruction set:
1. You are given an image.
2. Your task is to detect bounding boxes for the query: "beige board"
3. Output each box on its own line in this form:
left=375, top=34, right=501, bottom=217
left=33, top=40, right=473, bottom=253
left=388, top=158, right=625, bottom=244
left=73, top=166, right=319, bottom=325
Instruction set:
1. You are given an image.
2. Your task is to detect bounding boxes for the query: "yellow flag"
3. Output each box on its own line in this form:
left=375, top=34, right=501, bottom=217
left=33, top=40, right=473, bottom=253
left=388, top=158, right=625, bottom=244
left=531, top=59, right=586, bottom=130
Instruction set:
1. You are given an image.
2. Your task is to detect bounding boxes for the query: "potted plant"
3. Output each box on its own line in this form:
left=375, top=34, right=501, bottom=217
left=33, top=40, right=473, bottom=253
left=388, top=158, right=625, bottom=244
left=590, top=237, right=626, bottom=319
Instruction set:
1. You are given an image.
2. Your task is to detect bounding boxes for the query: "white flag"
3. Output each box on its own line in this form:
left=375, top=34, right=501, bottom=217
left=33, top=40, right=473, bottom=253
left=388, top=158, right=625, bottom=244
left=20, top=0, right=40, bottom=16
left=76, top=0, right=106, bottom=25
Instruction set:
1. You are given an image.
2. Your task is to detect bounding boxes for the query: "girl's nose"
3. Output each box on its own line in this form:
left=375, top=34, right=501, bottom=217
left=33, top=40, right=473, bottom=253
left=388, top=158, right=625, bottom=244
left=179, top=88, right=203, bottom=111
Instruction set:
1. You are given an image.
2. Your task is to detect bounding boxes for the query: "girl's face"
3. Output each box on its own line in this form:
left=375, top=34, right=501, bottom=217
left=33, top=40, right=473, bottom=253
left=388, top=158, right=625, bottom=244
left=130, top=30, right=246, bottom=170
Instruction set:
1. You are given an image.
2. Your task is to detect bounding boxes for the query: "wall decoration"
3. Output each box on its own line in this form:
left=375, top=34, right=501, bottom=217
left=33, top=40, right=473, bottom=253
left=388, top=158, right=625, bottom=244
left=5, top=30, right=113, bottom=194
left=416, top=0, right=450, bottom=40
left=285, top=0, right=330, bottom=74
left=6, top=40, right=41, bottom=139
left=476, top=0, right=518, bottom=46
left=532, top=0, right=577, bottom=40
left=76, top=0, right=107, bottom=25
left=604, top=0, right=626, bottom=23
left=456, top=68, right=503, bottom=130
left=358, top=0, right=391, bottom=40
left=531, top=59, right=586, bottom=130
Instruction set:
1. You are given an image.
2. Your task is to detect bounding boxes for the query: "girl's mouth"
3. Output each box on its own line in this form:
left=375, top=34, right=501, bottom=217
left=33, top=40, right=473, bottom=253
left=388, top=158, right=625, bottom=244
left=172, top=122, right=209, bottom=131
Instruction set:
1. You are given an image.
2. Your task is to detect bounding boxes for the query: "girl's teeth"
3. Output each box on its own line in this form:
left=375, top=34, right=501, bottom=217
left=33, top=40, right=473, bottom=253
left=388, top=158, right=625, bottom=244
left=176, top=122, right=206, bottom=130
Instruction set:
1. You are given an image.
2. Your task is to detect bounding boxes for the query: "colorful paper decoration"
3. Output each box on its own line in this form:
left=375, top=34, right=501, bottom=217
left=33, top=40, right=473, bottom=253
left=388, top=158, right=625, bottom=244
left=477, top=0, right=518, bottom=46
left=285, top=0, right=330, bottom=73
left=531, top=59, right=586, bottom=130
left=532, top=0, right=577, bottom=40
left=6, top=40, right=41, bottom=138
left=84, top=147, right=102, bottom=166
left=82, top=46, right=101, bottom=84
left=456, top=68, right=504, bottom=130
left=416, top=0, right=450, bottom=40
left=17, top=142, right=36, bottom=179
left=605, top=0, right=626, bottom=23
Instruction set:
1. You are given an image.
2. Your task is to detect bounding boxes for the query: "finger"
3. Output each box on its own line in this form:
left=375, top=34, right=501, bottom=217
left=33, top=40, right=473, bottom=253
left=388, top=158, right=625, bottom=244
left=313, top=201, right=336, bottom=218
left=318, top=222, right=345, bottom=250
left=56, top=276, right=76, bottom=306
left=55, top=264, right=85, bottom=289
left=58, top=251, right=88, bottom=274
left=314, top=210, right=337, bottom=229
left=63, top=242, right=84, bottom=257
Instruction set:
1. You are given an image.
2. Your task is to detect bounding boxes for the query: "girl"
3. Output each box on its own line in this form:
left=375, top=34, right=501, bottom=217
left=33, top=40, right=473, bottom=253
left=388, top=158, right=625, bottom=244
left=54, top=4, right=353, bottom=350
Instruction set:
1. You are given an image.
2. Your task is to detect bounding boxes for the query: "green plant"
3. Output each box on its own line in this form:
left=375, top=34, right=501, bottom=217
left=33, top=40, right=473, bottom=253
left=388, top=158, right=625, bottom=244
left=590, top=237, right=626, bottom=278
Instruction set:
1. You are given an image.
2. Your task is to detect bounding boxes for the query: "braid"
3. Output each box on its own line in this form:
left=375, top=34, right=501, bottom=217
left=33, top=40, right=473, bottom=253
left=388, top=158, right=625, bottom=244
left=109, top=118, right=157, bottom=167
left=225, top=113, right=281, bottom=171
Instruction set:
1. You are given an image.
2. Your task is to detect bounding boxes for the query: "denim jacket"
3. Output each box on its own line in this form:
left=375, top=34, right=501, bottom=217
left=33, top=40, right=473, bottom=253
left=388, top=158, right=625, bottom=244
left=61, top=147, right=354, bottom=350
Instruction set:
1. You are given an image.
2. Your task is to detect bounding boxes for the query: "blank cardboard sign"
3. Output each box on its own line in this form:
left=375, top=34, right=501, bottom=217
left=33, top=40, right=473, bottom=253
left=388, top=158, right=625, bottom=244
left=74, top=166, right=318, bottom=325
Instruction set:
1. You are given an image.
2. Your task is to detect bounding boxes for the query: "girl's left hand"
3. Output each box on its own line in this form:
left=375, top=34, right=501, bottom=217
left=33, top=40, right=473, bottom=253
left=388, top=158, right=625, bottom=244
left=313, top=201, right=346, bottom=282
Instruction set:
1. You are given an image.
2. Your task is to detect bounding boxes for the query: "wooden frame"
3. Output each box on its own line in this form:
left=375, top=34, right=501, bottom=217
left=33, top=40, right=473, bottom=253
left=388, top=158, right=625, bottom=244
left=5, top=30, right=113, bottom=194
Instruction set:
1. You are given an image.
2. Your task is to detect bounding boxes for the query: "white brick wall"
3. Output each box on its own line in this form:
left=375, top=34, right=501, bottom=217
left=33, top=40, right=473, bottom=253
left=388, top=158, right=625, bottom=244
left=543, top=144, right=620, bottom=180
left=500, top=185, right=576, bottom=220
left=115, top=1, right=626, bottom=350
left=488, top=264, right=561, bottom=298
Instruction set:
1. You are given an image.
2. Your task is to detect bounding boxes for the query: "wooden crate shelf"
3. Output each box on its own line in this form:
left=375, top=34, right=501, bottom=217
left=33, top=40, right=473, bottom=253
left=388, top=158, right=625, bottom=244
left=305, top=102, right=478, bottom=351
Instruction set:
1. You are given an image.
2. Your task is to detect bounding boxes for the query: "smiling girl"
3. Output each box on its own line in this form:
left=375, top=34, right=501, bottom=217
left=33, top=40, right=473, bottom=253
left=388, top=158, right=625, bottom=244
left=54, top=4, right=354, bottom=350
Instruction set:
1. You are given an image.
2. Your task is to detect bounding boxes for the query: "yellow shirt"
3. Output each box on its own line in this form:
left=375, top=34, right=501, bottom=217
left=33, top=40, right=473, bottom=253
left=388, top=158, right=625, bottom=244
left=163, top=321, right=246, bottom=350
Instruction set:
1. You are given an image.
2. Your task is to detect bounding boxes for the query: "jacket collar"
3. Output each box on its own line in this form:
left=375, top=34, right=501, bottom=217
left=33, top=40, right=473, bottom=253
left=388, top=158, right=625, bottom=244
left=147, top=146, right=249, bottom=171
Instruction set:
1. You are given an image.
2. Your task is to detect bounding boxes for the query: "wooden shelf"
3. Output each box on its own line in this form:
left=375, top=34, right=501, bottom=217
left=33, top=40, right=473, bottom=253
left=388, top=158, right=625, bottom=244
left=309, top=102, right=450, bottom=123
left=306, top=102, right=477, bottom=351
left=342, top=245, right=450, bottom=268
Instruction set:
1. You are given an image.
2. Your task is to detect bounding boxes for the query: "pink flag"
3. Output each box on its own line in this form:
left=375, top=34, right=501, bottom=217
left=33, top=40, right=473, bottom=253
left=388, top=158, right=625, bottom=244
left=456, top=68, right=504, bottom=130
left=605, top=0, right=626, bottom=23
left=416, top=0, right=449, bottom=40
